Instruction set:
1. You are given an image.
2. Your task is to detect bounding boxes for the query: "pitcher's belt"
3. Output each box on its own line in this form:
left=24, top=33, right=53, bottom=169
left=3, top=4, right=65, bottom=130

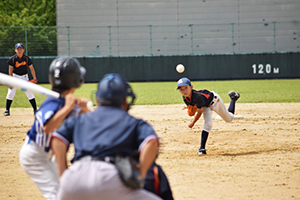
left=209, top=95, right=218, bottom=106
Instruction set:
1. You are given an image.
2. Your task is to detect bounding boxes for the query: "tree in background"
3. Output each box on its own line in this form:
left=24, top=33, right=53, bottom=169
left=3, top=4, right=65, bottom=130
left=0, top=0, right=57, bottom=56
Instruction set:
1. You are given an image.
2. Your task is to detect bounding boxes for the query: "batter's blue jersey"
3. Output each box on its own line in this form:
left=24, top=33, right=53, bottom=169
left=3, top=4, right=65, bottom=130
left=53, top=106, right=158, bottom=161
left=27, top=97, right=79, bottom=150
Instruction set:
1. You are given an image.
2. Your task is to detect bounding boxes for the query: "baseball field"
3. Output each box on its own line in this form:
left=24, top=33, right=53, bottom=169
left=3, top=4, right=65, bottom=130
left=1, top=79, right=300, bottom=199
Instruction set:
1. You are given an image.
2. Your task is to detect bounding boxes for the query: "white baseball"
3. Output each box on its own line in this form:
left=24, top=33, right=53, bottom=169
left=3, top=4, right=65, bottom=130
left=86, top=101, right=94, bottom=110
left=176, top=64, right=185, bottom=73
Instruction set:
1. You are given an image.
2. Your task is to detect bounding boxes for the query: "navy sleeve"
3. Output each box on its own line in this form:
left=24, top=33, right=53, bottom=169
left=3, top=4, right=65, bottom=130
left=55, top=116, right=76, bottom=144
left=136, top=120, right=158, bottom=151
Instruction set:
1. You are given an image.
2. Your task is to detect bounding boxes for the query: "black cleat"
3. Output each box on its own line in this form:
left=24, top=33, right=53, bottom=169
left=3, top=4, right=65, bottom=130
left=197, top=148, right=207, bottom=155
left=228, top=91, right=240, bottom=101
left=4, top=110, right=10, bottom=116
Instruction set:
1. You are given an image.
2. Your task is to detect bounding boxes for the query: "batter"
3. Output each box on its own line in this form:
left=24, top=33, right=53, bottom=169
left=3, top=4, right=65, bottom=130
left=19, top=56, right=89, bottom=200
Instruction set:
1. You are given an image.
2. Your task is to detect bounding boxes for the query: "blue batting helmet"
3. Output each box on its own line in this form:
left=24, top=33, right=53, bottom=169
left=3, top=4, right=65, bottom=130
left=96, top=73, right=136, bottom=110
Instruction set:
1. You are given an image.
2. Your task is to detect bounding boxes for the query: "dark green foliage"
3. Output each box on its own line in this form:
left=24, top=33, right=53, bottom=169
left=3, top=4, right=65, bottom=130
left=0, top=0, right=57, bottom=56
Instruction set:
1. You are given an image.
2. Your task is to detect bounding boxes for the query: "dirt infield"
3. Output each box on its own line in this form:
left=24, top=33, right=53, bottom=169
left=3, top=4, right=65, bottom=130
left=1, top=103, right=300, bottom=200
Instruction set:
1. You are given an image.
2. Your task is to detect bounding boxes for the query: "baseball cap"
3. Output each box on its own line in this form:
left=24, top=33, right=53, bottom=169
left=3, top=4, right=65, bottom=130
left=177, top=77, right=191, bottom=89
left=15, top=43, right=24, bottom=49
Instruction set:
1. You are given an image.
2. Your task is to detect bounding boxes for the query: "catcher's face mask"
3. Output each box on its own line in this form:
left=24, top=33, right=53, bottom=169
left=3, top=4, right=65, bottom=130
left=125, top=83, right=136, bottom=111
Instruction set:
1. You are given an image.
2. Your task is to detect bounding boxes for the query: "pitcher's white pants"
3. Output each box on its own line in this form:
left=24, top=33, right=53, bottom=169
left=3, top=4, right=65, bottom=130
left=202, top=91, right=234, bottom=132
left=6, top=73, right=35, bottom=100
left=20, top=136, right=59, bottom=200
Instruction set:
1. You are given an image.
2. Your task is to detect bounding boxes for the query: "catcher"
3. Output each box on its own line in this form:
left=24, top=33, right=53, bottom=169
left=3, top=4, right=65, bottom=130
left=4, top=43, right=38, bottom=116
left=52, top=73, right=162, bottom=200
left=177, top=77, right=240, bottom=155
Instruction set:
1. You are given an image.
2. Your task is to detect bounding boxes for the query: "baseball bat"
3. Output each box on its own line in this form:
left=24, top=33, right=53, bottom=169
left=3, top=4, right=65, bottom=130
left=0, top=72, right=93, bottom=110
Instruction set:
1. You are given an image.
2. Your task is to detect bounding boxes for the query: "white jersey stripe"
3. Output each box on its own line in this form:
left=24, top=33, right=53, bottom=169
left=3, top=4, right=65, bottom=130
left=52, top=132, right=70, bottom=146
left=138, top=135, right=158, bottom=152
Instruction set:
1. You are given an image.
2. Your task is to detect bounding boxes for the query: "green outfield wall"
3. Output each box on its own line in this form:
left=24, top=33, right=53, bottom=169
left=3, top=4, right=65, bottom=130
left=0, top=52, right=299, bottom=83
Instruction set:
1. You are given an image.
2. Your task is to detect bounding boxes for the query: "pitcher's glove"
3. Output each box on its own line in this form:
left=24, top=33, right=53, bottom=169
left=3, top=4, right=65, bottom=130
left=187, top=105, right=197, bottom=116
left=115, top=155, right=144, bottom=190
left=28, top=79, right=38, bottom=84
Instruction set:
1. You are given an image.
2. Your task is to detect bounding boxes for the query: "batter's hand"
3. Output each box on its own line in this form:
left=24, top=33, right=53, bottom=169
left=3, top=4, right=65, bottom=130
left=64, top=93, right=77, bottom=111
left=76, top=98, right=90, bottom=113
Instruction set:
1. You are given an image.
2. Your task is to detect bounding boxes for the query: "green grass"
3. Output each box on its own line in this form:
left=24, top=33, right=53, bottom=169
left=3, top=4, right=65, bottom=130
left=0, top=79, right=299, bottom=108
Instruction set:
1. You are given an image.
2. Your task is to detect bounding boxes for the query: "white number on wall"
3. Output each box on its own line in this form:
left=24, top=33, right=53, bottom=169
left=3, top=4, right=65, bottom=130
left=252, top=64, right=279, bottom=74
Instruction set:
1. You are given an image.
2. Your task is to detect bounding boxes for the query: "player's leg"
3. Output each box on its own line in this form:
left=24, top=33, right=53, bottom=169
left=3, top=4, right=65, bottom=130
left=198, top=107, right=212, bottom=155
left=4, top=87, right=16, bottom=116
left=27, top=96, right=37, bottom=114
left=144, top=162, right=174, bottom=200
left=156, top=163, right=174, bottom=200
left=21, top=74, right=37, bottom=114
left=57, top=160, right=162, bottom=200
left=228, top=91, right=240, bottom=114
left=20, top=136, right=59, bottom=200
left=211, top=92, right=234, bottom=122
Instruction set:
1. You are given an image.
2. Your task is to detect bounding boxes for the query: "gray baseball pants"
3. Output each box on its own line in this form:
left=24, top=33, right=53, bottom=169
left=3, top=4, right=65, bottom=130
left=56, top=159, right=162, bottom=200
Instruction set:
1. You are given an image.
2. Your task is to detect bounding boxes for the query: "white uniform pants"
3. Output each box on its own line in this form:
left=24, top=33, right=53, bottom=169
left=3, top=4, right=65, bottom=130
left=6, top=73, right=35, bottom=100
left=56, top=158, right=162, bottom=200
left=19, top=136, right=59, bottom=200
left=202, top=91, right=234, bottom=132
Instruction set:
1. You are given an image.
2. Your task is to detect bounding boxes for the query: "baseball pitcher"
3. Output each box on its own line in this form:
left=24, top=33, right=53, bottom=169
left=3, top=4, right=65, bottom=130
left=177, top=77, right=240, bottom=155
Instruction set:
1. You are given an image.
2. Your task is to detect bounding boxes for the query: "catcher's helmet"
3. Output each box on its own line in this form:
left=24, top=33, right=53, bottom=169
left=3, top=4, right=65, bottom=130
left=96, top=73, right=136, bottom=110
left=49, top=56, right=86, bottom=91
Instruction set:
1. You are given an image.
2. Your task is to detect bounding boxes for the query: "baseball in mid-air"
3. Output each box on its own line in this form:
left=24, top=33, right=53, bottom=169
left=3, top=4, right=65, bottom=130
left=176, top=64, right=185, bottom=73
